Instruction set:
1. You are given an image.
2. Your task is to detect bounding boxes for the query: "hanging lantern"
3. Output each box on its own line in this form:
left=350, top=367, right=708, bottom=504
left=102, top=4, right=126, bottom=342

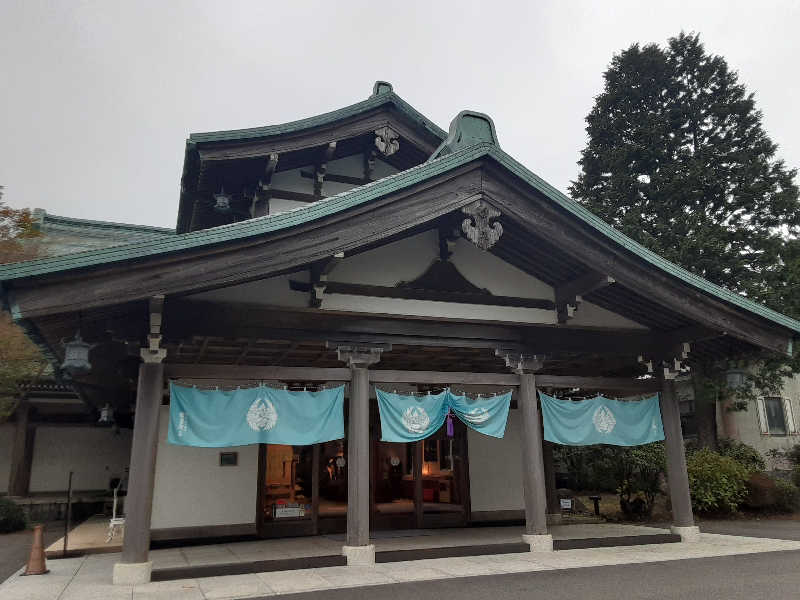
left=98, top=403, right=114, bottom=426
left=60, top=331, right=95, bottom=377
left=213, top=187, right=232, bottom=213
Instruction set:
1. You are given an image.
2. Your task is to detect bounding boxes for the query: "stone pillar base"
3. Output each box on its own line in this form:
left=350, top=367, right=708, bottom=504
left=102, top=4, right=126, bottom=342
left=113, top=561, right=152, bottom=585
left=671, top=525, right=700, bottom=542
left=546, top=513, right=563, bottom=525
left=522, top=533, right=554, bottom=552
left=342, top=544, right=375, bottom=565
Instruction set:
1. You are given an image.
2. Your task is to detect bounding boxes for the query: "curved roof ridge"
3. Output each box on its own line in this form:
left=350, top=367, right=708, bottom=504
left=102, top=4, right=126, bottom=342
left=35, top=210, right=175, bottom=234
left=188, top=88, right=447, bottom=145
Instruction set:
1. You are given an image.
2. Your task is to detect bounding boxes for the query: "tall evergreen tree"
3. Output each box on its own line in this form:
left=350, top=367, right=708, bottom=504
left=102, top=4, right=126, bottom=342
left=570, top=33, right=800, bottom=445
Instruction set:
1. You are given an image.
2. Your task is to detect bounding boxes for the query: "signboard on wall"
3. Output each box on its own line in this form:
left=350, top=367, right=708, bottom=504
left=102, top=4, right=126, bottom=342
left=274, top=503, right=306, bottom=518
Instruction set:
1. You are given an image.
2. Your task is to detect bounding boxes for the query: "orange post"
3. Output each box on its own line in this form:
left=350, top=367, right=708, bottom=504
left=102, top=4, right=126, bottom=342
left=22, top=524, right=49, bottom=576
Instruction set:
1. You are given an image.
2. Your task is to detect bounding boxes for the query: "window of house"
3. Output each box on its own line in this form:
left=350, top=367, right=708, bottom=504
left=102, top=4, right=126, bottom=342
left=764, top=397, right=787, bottom=434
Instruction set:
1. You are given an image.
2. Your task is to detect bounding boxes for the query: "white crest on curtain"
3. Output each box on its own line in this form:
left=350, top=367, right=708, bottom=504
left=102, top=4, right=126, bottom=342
left=462, top=407, right=490, bottom=424
left=247, top=395, right=278, bottom=431
left=592, top=406, right=617, bottom=434
left=402, top=406, right=430, bottom=433
left=177, top=412, right=188, bottom=437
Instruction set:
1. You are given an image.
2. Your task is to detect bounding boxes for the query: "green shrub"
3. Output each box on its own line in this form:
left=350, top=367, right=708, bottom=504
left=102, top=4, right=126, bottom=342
left=787, top=444, right=800, bottom=468
left=0, top=497, right=27, bottom=533
left=774, top=480, right=800, bottom=513
left=744, top=472, right=776, bottom=508
left=791, top=466, right=800, bottom=488
left=687, top=448, right=750, bottom=514
left=717, top=438, right=766, bottom=473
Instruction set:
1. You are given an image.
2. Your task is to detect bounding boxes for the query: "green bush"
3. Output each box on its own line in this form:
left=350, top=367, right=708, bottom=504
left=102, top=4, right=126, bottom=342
left=0, top=497, right=27, bottom=533
left=744, top=472, right=776, bottom=508
left=787, top=444, right=800, bottom=468
left=687, top=448, right=750, bottom=514
left=774, top=480, right=800, bottom=513
left=716, top=438, right=766, bottom=473
left=791, top=465, right=800, bottom=488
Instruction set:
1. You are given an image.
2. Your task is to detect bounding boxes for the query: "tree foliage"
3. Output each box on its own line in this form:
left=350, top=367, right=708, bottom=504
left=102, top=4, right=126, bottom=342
left=570, top=33, right=800, bottom=432
left=0, top=187, right=48, bottom=421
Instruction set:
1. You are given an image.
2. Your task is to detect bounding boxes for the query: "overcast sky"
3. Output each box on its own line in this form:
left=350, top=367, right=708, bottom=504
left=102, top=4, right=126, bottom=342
left=1, top=0, right=798, bottom=229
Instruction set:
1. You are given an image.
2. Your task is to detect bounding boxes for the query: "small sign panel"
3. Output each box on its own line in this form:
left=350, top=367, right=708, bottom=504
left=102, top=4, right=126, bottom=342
left=560, top=498, right=573, bottom=510
left=274, top=503, right=305, bottom=518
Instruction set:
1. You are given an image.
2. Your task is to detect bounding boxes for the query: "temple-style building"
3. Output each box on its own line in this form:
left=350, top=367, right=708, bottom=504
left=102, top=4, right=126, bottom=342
left=1, top=82, right=798, bottom=585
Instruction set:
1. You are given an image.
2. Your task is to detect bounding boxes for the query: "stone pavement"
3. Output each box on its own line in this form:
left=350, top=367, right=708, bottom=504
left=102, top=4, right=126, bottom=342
left=2, top=531, right=800, bottom=600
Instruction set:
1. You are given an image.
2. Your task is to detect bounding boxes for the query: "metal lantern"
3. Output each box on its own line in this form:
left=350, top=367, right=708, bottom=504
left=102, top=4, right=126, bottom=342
left=98, top=403, right=114, bottom=425
left=60, top=331, right=95, bottom=377
left=213, top=187, right=232, bottom=213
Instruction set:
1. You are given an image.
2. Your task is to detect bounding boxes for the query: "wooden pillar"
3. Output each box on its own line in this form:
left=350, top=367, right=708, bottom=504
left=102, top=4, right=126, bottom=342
left=347, top=365, right=370, bottom=547
left=543, top=441, right=560, bottom=519
left=519, top=372, right=549, bottom=537
left=660, top=378, right=696, bottom=532
left=8, top=400, right=35, bottom=497
left=114, top=353, right=166, bottom=584
left=414, top=441, right=424, bottom=528
left=335, top=344, right=384, bottom=564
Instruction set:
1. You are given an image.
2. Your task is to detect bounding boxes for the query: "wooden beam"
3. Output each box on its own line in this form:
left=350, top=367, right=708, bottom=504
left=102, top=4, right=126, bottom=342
left=288, top=280, right=556, bottom=310
left=555, top=271, right=615, bottom=324
left=164, top=364, right=352, bottom=381
left=300, top=170, right=372, bottom=186
left=370, top=370, right=519, bottom=386
left=535, top=375, right=660, bottom=393
left=164, top=363, right=653, bottom=391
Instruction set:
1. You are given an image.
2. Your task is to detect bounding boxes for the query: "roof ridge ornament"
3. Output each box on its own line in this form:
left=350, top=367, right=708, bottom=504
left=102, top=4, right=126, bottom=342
left=429, top=110, right=499, bottom=161
left=372, top=81, right=394, bottom=96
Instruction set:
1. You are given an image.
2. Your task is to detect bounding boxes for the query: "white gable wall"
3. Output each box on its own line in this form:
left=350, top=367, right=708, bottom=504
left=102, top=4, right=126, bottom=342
left=267, top=154, right=398, bottom=216
left=190, top=229, right=647, bottom=329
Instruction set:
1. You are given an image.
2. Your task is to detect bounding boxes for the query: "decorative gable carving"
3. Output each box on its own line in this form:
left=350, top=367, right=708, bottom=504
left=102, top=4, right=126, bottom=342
left=461, top=199, right=503, bottom=250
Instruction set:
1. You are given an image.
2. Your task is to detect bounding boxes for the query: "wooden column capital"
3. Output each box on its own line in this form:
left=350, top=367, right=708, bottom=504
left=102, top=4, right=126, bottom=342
left=333, top=344, right=390, bottom=369
left=496, top=350, right=544, bottom=374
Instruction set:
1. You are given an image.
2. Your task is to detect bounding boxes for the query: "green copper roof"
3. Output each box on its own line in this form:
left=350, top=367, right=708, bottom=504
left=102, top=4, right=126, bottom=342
left=2, top=137, right=799, bottom=337
left=188, top=82, right=446, bottom=145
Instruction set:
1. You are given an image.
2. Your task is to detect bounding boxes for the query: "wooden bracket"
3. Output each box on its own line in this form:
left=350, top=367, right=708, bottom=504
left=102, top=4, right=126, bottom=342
left=141, top=295, right=167, bottom=363
left=313, top=142, right=337, bottom=197
left=555, top=271, right=615, bottom=324
left=307, top=252, right=344, bottom=307
left=330, top=342, right=390, bottom=368
left=495, top=349, right=545, bottom=373
left=254, top=153, right=279, bottom=217
left=640, top=342, right=691, bottom=380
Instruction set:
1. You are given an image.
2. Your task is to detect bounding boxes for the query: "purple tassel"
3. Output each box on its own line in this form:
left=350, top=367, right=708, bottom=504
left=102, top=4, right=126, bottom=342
left=446, top=413, right=454, bottom=437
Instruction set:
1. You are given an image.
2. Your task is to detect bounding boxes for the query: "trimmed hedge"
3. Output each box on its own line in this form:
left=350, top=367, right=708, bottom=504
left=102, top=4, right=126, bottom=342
left=0, top=497, right=27, bottom=533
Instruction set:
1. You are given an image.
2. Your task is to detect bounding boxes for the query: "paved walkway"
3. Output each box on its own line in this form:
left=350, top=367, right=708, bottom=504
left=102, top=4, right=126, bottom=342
left=2, top=530, right=800, bottom=599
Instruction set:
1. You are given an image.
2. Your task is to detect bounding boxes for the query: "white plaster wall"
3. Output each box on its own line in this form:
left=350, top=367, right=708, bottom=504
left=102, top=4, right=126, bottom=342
left=151, top=406, right=259, bottom=529
left=467, top=408, right=524, bottom=512
left=28, top=427, right=132, bottom=492
left=266, top=154, right=399, bottom=216
left=729, top=376, right=800, bottom=461
left=186, top=229, right=646, bottom=329
left=0, top=423, right=14, bottom=494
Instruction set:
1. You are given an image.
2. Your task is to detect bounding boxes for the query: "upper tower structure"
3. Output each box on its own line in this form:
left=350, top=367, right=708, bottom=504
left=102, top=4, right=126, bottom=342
left=177, top=81, right=446, bottom=233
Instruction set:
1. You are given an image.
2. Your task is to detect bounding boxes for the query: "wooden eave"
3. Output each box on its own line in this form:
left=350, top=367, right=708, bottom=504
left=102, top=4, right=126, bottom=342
left=3, top=149, right=798, bottom=358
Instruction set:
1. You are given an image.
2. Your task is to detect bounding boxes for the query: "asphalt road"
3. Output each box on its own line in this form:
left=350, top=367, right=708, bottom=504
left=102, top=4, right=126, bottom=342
left=270, top=550, right=800, bottom=600
left=0, top=521, right=63, bottom=582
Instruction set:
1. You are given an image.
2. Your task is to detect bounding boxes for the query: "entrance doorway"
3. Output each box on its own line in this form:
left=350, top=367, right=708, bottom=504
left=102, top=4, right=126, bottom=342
left=256, top=391, right=471, bottom=538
